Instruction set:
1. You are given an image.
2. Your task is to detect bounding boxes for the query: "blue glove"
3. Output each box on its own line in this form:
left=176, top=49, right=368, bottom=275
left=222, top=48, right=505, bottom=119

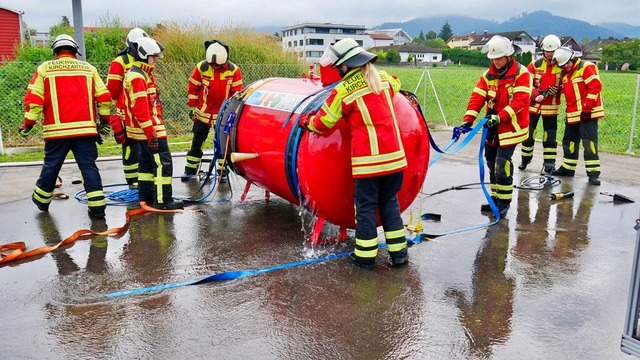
left=452, top=122, right=472, bottom=141
left=485, top=114, right=499, bottom=128
left=18, top=124, right=33, bottom=137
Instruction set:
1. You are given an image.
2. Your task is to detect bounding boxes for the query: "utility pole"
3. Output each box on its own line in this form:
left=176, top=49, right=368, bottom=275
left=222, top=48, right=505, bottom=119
left=71, top=0, right=86, bottom=61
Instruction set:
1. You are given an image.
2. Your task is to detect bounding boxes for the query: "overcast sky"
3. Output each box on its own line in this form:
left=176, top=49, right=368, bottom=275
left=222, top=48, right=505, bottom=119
left=3, top=0, right=639, bottom=33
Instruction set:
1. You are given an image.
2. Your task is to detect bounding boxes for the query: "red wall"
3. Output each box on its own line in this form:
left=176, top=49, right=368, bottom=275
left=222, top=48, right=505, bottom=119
left=0, top=9, right=21, bottom=61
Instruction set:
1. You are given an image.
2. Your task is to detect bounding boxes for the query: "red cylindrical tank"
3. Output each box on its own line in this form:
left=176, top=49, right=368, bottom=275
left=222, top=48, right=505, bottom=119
left=215, top=77, right=429, bottom=229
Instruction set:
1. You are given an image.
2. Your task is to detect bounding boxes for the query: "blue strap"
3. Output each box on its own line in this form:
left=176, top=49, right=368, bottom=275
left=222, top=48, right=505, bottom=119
left=104, top=234, right=428, bottom=298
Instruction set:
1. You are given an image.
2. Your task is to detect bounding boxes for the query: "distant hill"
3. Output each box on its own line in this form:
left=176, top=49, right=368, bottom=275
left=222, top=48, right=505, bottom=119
left=373, top=11, right=638, bottom=41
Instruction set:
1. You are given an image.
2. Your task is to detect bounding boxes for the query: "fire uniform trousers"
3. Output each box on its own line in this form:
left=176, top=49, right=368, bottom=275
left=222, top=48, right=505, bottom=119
left=557, top=58, right=604, bottom=177
left=107, top=51, right=140, bottom=187
left=308, top=68, right=408, bottom=264
left=24, top=53, right=111, bottom=212
left=123, top=61, right=174, bottom=205
left=522, top=57, right=563, bottom=168
left=185, top=60, right=243, bottom=175
left=463, top=60, right=531, bottom=207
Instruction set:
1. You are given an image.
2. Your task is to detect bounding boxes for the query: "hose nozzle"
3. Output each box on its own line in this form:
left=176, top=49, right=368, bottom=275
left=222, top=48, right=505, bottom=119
left=549, top=191, right=574, bottom=200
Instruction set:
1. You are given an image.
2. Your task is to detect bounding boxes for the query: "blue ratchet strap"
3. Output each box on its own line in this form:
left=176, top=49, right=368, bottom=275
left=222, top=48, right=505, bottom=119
left=104, top=232, right=427, bottom=299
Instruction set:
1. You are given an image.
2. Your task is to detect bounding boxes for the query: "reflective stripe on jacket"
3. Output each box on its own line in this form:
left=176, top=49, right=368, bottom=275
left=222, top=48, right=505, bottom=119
left=123, top=61, right=167, bottom=141
left=187, top=60, right=243, bottom=126
left=308, top=68, right=407, bottom=178
left=561, top=58, right=604, bottom=124
left=23, top=53, right=111, bottom=140
left=464, top=60, right=532, bottom=147
left=527, top=57, right=562, bottom=115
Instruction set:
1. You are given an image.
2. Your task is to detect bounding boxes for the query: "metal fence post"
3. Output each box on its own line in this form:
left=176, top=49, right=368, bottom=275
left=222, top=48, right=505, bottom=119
left=627, top=71, right=640, bottom=155
left=0, top=124, right=4, bottom=155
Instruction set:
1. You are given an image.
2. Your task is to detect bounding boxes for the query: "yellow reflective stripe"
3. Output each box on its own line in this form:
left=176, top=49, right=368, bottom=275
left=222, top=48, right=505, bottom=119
left=352, top=149, right=405, bottom=165
left=155, top=177, right=173, bottom=185
left=584, top=159, right=600, bottom=166
left=356, top=237, right=379, bottom=248
left=385, top=229, right=405, bottom=239
left=188, top=77, right=201, bottom=86
left=494, top=183, right=512, bottom=192
left=472, top=87, right=487, bottom=97
left=138, top=172, right=154, bottom=181
left=35, top=186, right=53, bottom=197
left=465, top=109, right=479, bottom=118
left=354, top=248, right=378, bottom=258
left=352, top=158, right=407, bottom=176
left=88, top=199, right=106, bottom=207
left=86, top=190, right=104, bottom=199
left=387, top=242, right=407, bottom=252
left=355, top=98, right=380, bottom=155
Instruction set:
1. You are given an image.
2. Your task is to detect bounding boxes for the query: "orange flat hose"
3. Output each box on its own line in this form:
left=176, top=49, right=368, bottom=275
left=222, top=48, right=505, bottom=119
left=0, top=202, right=198, bottom=267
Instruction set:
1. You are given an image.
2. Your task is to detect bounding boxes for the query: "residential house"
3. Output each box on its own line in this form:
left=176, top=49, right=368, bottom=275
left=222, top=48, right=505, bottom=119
left=366, top=33, right=394, bottom=48
left=0, top=6, right=23, bottom=62
left=281, top=23, right=369, bottom=63
left=469, top=30, right=537, bottom=55
left=366, top=29, right=412, bottom=45
left=446, top=32, right=479, bottom=49
left=369, top=43, right=442, bottom=63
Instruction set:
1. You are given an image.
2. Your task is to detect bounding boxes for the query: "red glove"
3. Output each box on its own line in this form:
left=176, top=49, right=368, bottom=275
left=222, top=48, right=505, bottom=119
left=143, top=126, right=159, bottom=151
left=109, top=115, right=127, bottom=144
left=298, top=111, right=316, bottom=130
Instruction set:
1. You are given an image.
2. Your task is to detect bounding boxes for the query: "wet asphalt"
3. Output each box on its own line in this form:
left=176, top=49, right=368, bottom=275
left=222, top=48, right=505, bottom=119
left=0, top=131, right=639, bottom=359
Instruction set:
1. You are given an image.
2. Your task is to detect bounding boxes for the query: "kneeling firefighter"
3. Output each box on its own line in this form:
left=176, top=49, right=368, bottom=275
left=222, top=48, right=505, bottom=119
left=299, top=38, right=409, bottom=269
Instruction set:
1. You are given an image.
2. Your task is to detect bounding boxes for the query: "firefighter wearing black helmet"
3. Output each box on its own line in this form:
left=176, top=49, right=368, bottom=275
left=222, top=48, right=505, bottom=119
left=182, top=40, right=243, bottom=181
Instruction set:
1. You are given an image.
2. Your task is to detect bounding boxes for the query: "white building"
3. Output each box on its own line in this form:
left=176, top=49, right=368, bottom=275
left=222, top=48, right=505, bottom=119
left=366, top=29, right=412, bottom=45
left=281, top=23, right=369, bottom=63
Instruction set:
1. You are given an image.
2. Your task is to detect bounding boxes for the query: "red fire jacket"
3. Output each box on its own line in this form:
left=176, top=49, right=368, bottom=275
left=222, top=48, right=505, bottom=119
left=123, top=61, right=167, bottom=141
left=527, top=57, right=562, bottom=116
left=107, top=52, right=136, bottom=112
left=463, top=60, right=532, bottom=147
left=187, top=61, right=243, bottom=126
left=23, top=52, right=111, bottom=140
left=560, top=58, right=604, bottom=124
left=308, top=68, right=407, bottom=178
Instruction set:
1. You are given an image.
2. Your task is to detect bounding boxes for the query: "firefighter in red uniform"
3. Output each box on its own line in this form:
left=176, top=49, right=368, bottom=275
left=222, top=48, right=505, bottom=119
left=20, top=34, right=111, bottom=219
left=106, top=27, right=149, bottom=189
left=301, top=38, right=408, bottom=270
left=182, top=40, right=243, bottom=181
left=462, top=35, right=532, bottom=218
left=520, top=34, right=563, bottom=174
left=123, top=37, right=183, bottom=210
left=551, top=46, right=604, bottom=186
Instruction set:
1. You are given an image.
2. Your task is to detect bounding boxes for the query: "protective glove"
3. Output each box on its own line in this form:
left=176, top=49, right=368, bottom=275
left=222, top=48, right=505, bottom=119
left=98, top=119, right=112, bottom=137
left=298, top=111, right=316, bottom=130
left=452, top=122, right=473, bottom=141
left=189, top=108, right=195, bottom=121
left=148, top=137, right=159, bottom=151
left=580, top=111, right=591, bottom=121
left=113, top=128, right=127, bottom=144
left=95, top=135, right=104, bottom=145
left=535, top=94, right=545, bottom=103
left=109, top=115, right=127, bottom=144
left=485, top=114, right=499, bottom=128
left=18, top=123, right=33, bottom=137
left=546, top=86, right=559, bottom=96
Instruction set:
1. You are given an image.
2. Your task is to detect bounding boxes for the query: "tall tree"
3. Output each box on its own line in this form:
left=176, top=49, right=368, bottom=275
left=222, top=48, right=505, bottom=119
left=426, top=30, right=437, bottom=40
left=438, top=21, right=453, bottom=41
left=418, top=30, right=425, bottom=42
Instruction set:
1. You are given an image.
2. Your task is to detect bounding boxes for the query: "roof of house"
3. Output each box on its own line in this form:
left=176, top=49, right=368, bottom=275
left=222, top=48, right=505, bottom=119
left=369, top=33, right=394, bottom=40
left=446, top=34, right=479, bottom=43
left=369, top=43, right=442, bottom=54
left=469, top=31, right=534, bottom=46
left=0, top=6, right=22, bottom=15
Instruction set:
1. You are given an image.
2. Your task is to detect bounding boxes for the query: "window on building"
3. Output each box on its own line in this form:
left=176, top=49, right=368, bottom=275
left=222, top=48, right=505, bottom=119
left=343, top=29, right=356, bottom=34
left=306, top=51, right=323, bottom=57
left=432, top=55, right=438, bottom=60
left=307, top=38, right=324, bottom=46
left=316, top=28, right=329, bottom=34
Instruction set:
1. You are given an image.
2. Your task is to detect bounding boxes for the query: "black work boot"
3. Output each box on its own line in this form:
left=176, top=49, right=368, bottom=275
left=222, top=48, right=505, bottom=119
left=480, top=196, right=498, bottom=212
left=152, top=200, right=184, bottom=210
left=518, top=158, right=531, bottom=170
left=390, top=248, right=408, bottom=267
left=348, top=253, right=375, bottom=270
left=88, top=206, right=106, bottom=219
left=32, top=194, right=49, bottom=212
left=551, top=166, right=575, bottom=177
left=181, top=169, right=197, bottom=182
left=497, top=201, right=510, bottom=219
left=588, top=176, right=601, bottom=186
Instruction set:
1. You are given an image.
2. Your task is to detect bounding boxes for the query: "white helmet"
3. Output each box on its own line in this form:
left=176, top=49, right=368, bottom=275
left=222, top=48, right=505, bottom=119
left=319, top=38, right=377, bottom=68
left=133, top=37, right=163, bottom=60
left=482, top=35, right=520, bottom=59
left=553, top=46, right=575, bottom=66
left=126, top=27, right=149, bottom=46
left=205, top=40, right=229, bottom=66
left=541, top=34, right=561, bottom=52
left=52, top=34, right=80, bottom=54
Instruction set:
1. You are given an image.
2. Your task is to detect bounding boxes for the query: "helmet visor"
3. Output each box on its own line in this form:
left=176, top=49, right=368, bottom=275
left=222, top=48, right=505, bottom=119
left=319, top=45, right=340, bottom=67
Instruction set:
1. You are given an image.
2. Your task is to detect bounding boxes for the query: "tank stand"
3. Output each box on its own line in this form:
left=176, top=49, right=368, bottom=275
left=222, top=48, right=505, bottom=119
left=310, top=217, right=348, bottom=245
left=240, top=180, right=270, bottom=202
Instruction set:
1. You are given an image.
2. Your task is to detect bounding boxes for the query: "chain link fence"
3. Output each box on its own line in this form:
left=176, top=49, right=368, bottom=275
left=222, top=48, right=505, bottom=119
left=1, top=62, right=639, bottom=155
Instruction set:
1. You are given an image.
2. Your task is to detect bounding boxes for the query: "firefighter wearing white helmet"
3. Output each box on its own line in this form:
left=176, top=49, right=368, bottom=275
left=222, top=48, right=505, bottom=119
left=519, top=34, right=563, bottom=173
left=106, top=27, right=150, bottom=189
left=122, top=37, right=183, bottom=210
left=20, top=33, right=111, bottom=218
left=182, top=40, right=243, bottom=181
left=461, top=34, right=532, bottom=219
left=302, top=38, right=409, bottom=269
left=550, top=46, right=604, bottom=185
